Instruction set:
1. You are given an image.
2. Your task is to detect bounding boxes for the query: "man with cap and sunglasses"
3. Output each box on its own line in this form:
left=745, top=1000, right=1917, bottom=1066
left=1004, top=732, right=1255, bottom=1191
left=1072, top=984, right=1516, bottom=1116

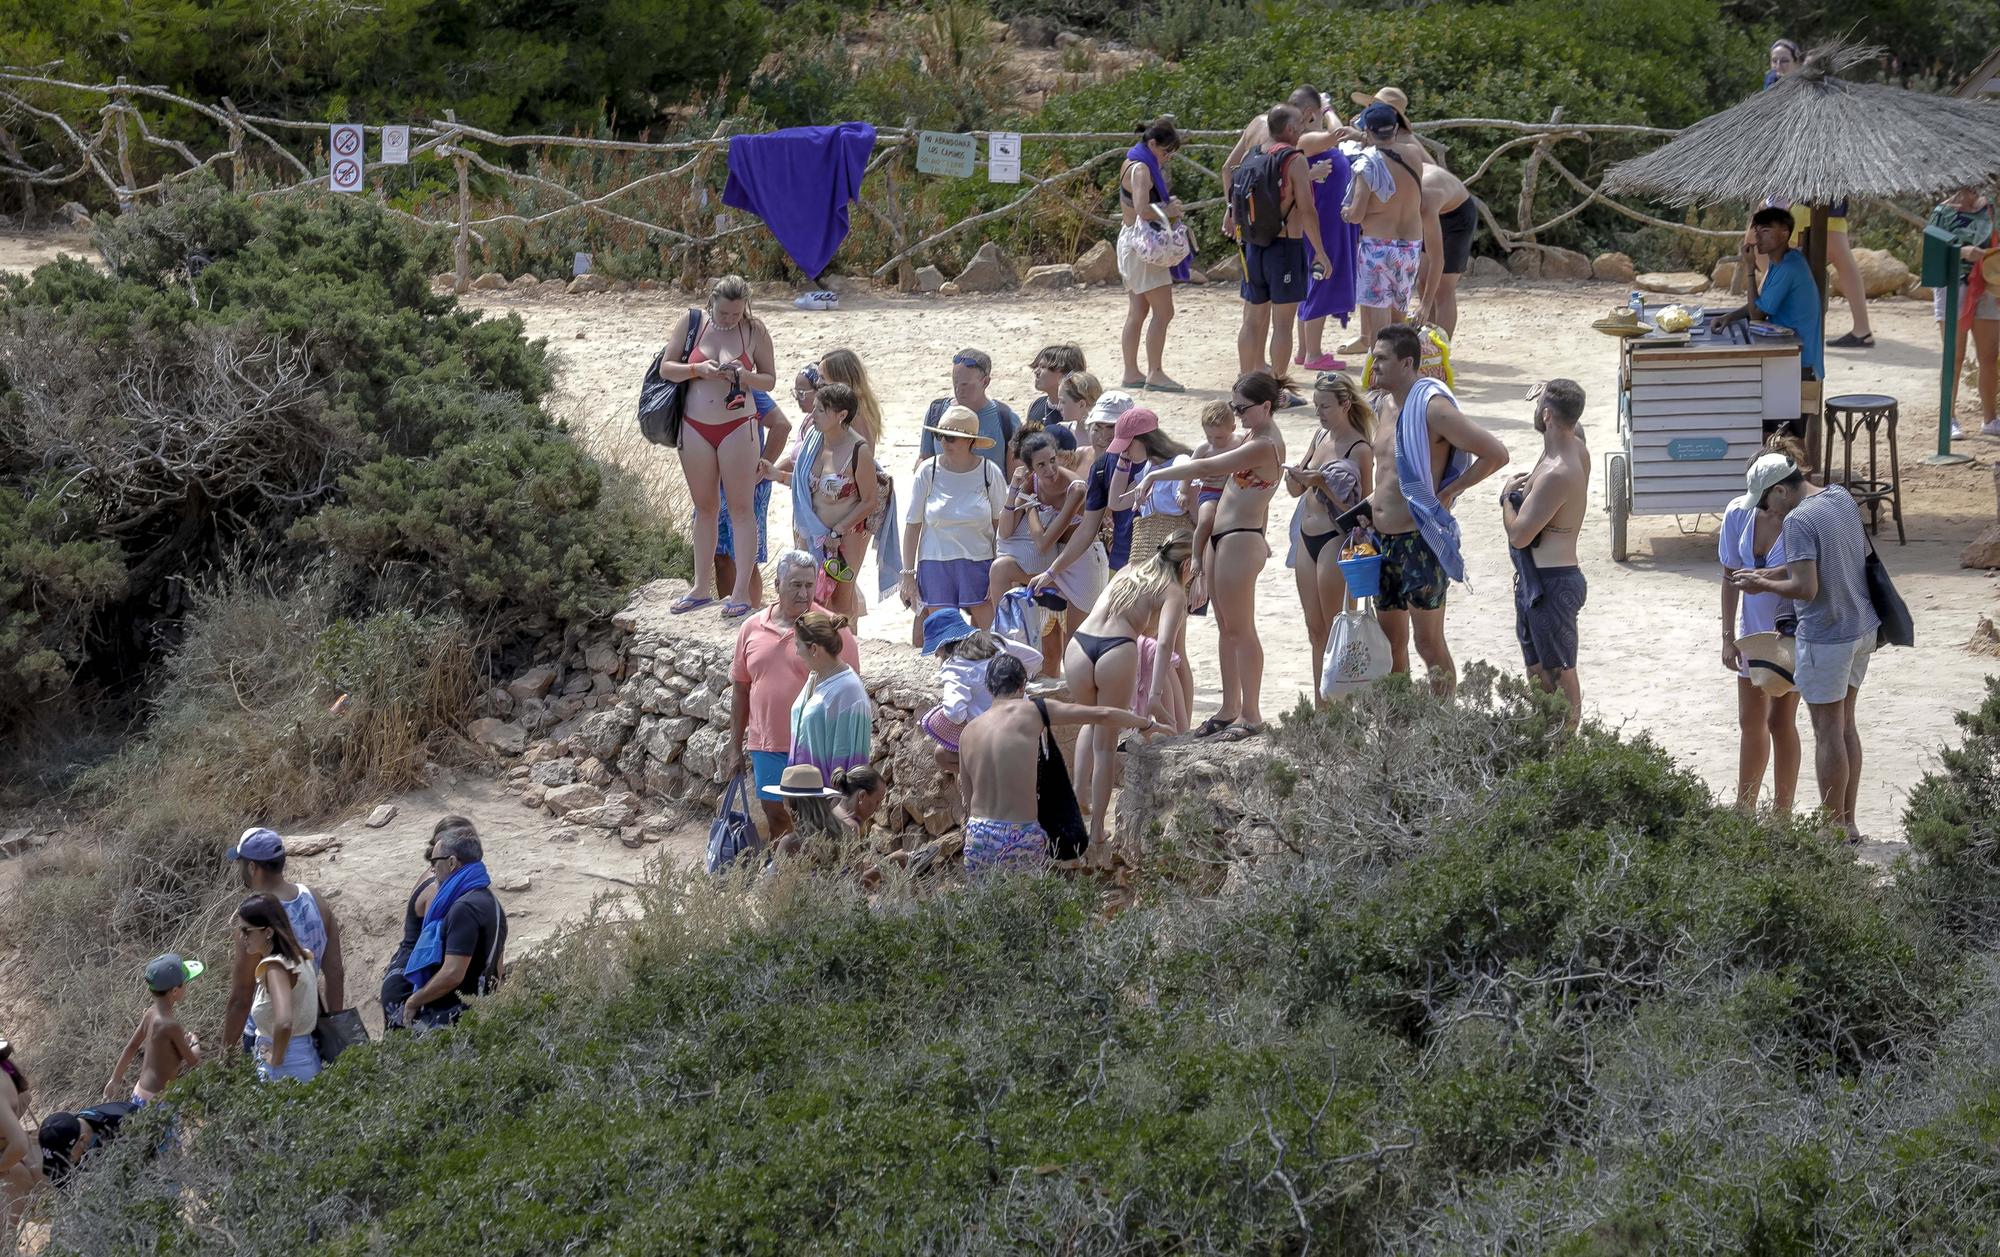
left=1729, top=453, right=1877, bottom=841
left=915, top=348, right=1020, bottom=476
left=219, top=827, right=344, bottom=1056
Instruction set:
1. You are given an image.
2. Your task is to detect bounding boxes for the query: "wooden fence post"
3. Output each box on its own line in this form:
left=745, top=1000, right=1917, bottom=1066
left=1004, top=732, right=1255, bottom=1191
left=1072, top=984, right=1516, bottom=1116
left=222, top=97, right=245, bottom=191
left=1517, top=105, right=1563, bottom=245
left=111, top=75, right=137, bottom=207
left=447, top=109, right=470, bottom=295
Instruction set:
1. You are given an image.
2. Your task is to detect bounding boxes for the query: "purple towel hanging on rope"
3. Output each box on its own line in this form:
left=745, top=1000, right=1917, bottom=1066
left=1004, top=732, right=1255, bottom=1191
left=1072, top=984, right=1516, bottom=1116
left=723, top=123, right=877, bottom=281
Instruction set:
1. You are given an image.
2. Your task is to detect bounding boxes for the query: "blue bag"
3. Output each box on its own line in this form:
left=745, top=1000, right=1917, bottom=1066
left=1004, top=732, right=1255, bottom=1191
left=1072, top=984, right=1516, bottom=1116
left=706, top=773, right=758, bottom=873
left=993, top=588, right=1037, bottom=650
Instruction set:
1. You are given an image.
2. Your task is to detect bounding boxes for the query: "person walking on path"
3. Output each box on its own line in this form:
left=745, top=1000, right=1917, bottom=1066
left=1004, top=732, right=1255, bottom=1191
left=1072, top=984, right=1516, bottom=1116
left=1286, top=372, right=1373, bottom=692
left=235, top=894, right=321, bottom=1083
left=379, top=815, right=478, bottom=1031
left=787, top=611, right=872, bottom=784
left=662, top=275, right=779, bottom=618
left=729, top=551, right=862, bottom=842
left=1363, top=324, right=1511, bottom=696
left=103, top=955, right=204, bottom=1104
left=1500, top=379, right=1591, bottom=730
left=1117, top=116, right=1187, bottom=393
left=958, top=653, right=1159, bottom=877
left=1719, top=437, right=1808, bottom=815
left=1133, top=373, right=1291, bottom=739
left=398, top=826, right=507, bottom=1031
left=1729, top=454, right=1879, bottom=841
left=221, top=827, right=342, bottom=1057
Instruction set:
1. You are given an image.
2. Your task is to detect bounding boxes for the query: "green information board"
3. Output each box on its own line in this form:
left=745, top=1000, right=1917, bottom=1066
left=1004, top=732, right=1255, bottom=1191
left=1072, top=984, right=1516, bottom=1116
left=916, top=131, right=977, bottom=178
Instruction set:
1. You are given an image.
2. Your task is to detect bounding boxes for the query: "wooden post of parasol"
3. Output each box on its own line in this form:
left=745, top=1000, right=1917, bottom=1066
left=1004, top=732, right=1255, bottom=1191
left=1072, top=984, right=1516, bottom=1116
left=1804, top=201, right=1830, bottom=469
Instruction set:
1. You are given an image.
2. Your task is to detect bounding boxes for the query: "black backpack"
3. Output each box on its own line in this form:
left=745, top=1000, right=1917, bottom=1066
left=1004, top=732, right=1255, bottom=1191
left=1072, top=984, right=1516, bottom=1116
left=1228, top=145, right=1297, bottom=247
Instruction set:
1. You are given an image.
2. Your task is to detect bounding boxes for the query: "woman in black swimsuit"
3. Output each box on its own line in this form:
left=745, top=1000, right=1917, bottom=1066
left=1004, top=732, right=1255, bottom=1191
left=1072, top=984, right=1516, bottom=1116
left=1063, top=532, right=1196, bottom=844
left=1287, top=372, right=1374, bottom=695
left=1135, top=372, right=1288, bottom=739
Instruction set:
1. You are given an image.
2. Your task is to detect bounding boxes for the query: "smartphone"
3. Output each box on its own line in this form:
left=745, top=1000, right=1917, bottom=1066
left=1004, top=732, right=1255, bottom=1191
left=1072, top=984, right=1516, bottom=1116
left=1332, top=498, right=1373, bottom=532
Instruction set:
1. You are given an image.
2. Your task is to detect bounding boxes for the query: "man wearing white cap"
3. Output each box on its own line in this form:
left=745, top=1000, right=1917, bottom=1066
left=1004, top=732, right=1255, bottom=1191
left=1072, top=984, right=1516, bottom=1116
left=1729, top=454, right=1877, bottom=840
left=220, top=827, right=345, bottom=1055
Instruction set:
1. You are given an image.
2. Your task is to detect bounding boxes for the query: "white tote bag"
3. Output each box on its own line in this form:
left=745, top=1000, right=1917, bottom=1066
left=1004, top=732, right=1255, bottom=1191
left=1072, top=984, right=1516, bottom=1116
left=1320, top=608, right=1393, bottom=700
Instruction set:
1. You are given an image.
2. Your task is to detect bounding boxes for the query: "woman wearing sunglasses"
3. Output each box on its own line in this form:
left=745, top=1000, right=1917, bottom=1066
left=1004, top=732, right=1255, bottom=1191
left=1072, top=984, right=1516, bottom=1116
left=1134, top=371, right=1290, bottom=740
left=236, top=894, right=321, bottom=1083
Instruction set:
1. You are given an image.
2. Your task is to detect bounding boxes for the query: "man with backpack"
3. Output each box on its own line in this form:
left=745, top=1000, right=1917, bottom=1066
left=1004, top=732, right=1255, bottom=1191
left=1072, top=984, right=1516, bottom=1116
left=1342, top=92, right=1428, bottom=343
left=1227, top=104, right=1329, bottom=379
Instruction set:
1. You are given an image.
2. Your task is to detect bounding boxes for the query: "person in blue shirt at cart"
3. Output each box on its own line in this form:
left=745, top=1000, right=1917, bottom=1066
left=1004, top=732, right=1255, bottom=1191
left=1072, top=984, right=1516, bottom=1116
left=1711, top=206, right=1823, bottom=382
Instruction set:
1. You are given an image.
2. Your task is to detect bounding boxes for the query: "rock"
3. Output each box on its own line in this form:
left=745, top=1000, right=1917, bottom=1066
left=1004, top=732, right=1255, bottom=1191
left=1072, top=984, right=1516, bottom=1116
left=1204, top=251, right=1243, bottom=283
left=573, top=706, right=640, bottom=760
left=620, top=829, right=648, bottom=849
left=643, top=716, right=698, bottom=762
left=529, top=759, right=579, bottom=787
left=59, top=201, right=92, bottom=227
left=567, top=796, right=639, bottom=830
left=507, top=665, right=558, bottom=703
left=1969, top=615, right=2000, bottom=657
left=510, top=274, right=540, bottom=289
left=468, top=718, right=528, bottom=755
left=584, top=640, right=620, bottom=674
left=1024, top=264, right=1075, bottom=290
left=480, top=687, right=514, bottom=719
left=938, top=281, right=962, bottom=297
left=1184, top=267, right=1207, bottom=284
left=578, top=756, right=614, bottom=787
left=1851, top=247, right=1912, bottom=298
left=679, top=679, right=731, bottom=725
left=1963, top=524, right=2000, bottom=570
left=433, top=272, right=457, bottom=291
left=536, top=279, right=568, bottom=297
left=683, top=726, right=731, bottom=782
left=516, top=698, right=555, bottom=733
left=470, top=271, right=508, bottom=291
left=915, top=265, right=946, bottom=293
left=543, top=782, right=606, bottom=816
left=1910, top=286, right=1935, bottom=302
left=952, top=240, right=1016, bottom=292
left=521, top=785, right=547, bottom=809
left=286, top=834, right=340, bottom=858
left=621, top=674, right=679, bottom=717
left=365, top=804, right=398, bottom=828
left=1636, top=271, right=1710, bottom=295
left=634, top=277, right=664, bottom=292
left=1711, top=259, right=1741, bottom=293
left=1591, top=252, right=1636, bottom=284
left=562, top=671, right=593, bottom=697
left=497, top=875, right=533, bottom=893
left=1074, top=240, right=1119, bottom=285
left=1542, top=247, right=1592, bottom=281
left=1011, top=14, right=1058, bottom=47
left=568, top=273, right=613, bottom=295
left=1468, top=256, right=1509, bottom=282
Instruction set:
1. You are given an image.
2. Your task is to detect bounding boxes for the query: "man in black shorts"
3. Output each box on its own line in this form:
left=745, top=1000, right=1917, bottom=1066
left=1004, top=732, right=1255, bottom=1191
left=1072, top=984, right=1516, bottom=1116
left=1230, top=104, right=1328, bottom=378
left=1501, top=379, right=1591, bottom=729
left=1417, top=163, right=1475, bottom=339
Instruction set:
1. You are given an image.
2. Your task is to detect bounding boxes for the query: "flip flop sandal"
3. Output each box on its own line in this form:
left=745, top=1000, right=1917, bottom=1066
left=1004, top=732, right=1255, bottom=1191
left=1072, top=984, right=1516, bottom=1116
left=720, top=600, right=754, bottom=620
left=1212, top=722, right=1266, bottom=742
left=823, top=555, right=856, bottom=583
left=670, top=595, right=716, bottom=615
left=1146, top=379, right=1187, bottom=393
left=1828, top=332, right=1874, bottom=348
left=1119, top=379, right=1150, bottom=390
left=1194, top=715, right=1234, bottom=739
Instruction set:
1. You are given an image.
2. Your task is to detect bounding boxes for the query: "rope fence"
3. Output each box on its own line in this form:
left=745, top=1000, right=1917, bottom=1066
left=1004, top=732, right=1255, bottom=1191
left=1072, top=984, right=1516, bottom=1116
left=2, top=66, right=1792, bottom=292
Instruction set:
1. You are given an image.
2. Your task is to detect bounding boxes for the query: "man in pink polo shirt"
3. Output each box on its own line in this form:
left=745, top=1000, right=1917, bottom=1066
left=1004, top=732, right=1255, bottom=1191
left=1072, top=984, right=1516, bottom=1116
left=728, top=549, right=862, bottom=838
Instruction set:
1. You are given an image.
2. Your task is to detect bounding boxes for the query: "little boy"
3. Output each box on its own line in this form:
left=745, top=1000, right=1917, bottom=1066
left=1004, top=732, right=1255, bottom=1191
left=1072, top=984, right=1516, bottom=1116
left=103, top=953, right=204, bottom=1105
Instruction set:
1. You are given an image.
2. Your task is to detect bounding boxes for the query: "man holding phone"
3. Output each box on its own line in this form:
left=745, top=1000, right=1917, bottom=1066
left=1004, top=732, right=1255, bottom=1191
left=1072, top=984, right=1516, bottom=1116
left=1711, top=206, right=1823, bottom=383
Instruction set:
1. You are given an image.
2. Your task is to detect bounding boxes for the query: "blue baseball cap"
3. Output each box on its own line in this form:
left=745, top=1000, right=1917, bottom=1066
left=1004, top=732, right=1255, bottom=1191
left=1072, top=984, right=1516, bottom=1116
left=145, top=953, right=205, bottom=993
left=920, top=609, right=977, bottom=656
left=1359, top=103, right=1400, bottom=136
left=226, top=826, right=285, bottom=862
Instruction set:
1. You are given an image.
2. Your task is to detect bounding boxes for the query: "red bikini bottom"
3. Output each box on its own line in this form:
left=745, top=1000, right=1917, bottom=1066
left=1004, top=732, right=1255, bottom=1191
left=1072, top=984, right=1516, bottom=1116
left=683, top=412, right=755, bottom=447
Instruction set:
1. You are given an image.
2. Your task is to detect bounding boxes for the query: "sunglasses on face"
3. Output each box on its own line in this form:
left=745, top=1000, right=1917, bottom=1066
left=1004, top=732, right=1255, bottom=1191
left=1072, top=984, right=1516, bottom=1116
left=951, top=355, right=984, bottom=370
left=1229, top=400, right=1258, bottom=416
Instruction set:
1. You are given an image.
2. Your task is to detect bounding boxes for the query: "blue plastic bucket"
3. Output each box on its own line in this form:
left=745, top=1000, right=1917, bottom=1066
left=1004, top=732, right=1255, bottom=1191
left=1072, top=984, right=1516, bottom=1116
left=1338, top=553, right=1383, bottom=599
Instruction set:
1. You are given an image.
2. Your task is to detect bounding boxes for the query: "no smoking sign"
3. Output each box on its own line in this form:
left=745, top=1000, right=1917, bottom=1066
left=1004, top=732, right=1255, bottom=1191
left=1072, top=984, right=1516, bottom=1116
left=329, top=124, right=365, bottom=192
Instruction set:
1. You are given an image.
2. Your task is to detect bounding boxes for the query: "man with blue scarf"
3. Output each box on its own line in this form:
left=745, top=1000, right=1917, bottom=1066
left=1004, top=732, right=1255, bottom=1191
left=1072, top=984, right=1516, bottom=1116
left=1362, top=324, right=1510, bottom=697
left=400, top=826, right=506, bottom=1031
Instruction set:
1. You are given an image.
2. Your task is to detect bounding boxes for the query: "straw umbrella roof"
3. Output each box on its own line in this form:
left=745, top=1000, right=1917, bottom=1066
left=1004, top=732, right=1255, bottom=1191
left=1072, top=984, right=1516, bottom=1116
left=1604, top=43, right=2000, bottom=207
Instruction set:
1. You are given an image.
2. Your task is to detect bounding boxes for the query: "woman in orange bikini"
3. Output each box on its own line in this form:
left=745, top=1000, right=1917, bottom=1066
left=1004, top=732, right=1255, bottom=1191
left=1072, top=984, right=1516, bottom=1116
left=659, top=275, right=778, bottom=618
left=1135, top=371, right=1288, bottom=740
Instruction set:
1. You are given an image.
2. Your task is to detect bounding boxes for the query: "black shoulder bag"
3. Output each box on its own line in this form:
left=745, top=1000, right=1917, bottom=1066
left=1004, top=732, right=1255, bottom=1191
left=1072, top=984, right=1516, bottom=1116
left=638, top=307, right=703, bottom=448
left=1864, top=531, right=1913, bottom=648
left=1032, top=697, right=1090, bottom=861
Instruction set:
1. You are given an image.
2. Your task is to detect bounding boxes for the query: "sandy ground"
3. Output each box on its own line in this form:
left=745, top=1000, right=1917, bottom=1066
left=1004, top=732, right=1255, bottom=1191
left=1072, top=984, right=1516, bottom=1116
left=3, top=229, right=1995, bottom=852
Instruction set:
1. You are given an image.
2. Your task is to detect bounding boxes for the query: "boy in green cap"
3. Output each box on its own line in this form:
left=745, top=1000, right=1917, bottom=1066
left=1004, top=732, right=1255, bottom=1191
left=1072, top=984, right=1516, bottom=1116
left=103, top=953, right=205, bottom=1105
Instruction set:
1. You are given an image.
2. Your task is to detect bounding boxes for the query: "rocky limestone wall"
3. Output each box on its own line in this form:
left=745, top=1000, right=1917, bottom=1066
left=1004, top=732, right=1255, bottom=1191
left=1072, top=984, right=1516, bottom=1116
left=469, top=580, right=992, bottom=841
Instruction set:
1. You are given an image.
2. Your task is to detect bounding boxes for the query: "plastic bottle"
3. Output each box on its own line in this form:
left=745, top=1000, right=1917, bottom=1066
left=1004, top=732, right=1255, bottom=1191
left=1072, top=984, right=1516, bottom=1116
left=1629, top=291, right=1644, bottom=317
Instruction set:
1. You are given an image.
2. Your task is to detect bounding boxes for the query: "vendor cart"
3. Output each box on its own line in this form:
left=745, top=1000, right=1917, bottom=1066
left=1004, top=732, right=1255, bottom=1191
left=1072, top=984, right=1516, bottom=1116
left=1607, top=311, right=1805, bottom=560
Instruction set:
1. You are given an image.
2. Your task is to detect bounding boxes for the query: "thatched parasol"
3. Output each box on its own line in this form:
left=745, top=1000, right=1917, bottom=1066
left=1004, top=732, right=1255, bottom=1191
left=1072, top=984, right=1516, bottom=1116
left=1603, top=42, right=2000, bottom=207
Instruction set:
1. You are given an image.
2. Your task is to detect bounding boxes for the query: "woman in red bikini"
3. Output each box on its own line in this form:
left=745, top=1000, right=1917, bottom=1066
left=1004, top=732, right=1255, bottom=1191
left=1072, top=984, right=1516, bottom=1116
left=1135, top=371, right=1288, bottom=740
left=659, top=275, right=778, bottom=618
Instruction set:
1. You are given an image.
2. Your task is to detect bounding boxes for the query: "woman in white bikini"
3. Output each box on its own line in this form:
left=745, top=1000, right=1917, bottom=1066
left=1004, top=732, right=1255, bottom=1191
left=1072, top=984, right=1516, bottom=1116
left=660, top=275, right=778, bottom=618
left=1062, top=532, right=1196, bottom=843
left=1136, top=373, right=1288, bottom=740
left=1286, top=372, right=1374, bottom=693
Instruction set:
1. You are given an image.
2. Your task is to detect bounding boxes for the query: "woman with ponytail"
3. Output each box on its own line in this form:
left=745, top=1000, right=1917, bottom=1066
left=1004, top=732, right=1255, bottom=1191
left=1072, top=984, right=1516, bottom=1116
left=787, top=611, right=873, bottom=783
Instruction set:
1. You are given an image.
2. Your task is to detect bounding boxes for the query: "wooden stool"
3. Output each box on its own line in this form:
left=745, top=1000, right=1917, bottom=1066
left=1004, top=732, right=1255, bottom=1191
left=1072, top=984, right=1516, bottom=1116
left=1820, top=394, right=1905, bottom=544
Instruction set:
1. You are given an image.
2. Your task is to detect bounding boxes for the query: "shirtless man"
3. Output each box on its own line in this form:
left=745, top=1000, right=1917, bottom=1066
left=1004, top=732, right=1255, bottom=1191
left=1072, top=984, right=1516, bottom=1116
left=1362, top=324, right=1510, bottom=696
left=957, top=653, right=1155, bottom=877
left=1415, top=163, right=1474, bottom=339
left=1342, top=98, right=1427, bottom=344
left=1224, top=86, right=1345, bottom=370
left=1228, top=104, right=1329, bottom=377
left=1501, top=379, right=1590, bottom=728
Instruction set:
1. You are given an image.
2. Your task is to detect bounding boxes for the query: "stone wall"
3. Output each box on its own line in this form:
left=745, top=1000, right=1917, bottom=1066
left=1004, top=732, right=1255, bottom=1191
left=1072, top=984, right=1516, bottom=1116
left=468, top=580, right=976, bottom=840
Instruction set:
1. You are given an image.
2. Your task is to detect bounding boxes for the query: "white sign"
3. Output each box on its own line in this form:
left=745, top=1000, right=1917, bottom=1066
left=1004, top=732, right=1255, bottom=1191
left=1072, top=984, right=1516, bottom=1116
left=380, top=125, right=409, bottom=165
left=573, top=252, right=593, bottom=277
left=329, top=124, right=365, bottom=193
left=988, top=132, right=1021, bottom=184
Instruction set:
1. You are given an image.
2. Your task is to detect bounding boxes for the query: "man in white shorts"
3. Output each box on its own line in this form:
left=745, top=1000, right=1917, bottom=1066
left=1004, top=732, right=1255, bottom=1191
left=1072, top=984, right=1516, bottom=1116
left=1729, top=453, right=1879, bottom=841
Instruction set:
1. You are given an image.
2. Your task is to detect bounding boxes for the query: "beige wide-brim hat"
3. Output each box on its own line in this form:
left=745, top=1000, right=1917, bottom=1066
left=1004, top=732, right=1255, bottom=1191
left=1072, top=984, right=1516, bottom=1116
left=1351, top=86, right=1411, bottom=123
left=1738, top=630, right=1797, bottom=697
left=1981, top=249, right=2000, bottom=285
left=1591, top=307, right=1646, bottom=337
left=921, top=406, right=997, bottom=450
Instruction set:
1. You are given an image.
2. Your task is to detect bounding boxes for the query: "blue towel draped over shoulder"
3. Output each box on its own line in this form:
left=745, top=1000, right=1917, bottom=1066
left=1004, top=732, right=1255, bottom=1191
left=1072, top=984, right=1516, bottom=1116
left=790, top=426, right=901, bottom=601
left=1123, top=143, right=1191, bottom=283
left=724, top=124, right=876, bottom=280
left=1394, top=377, right=1473, bottom=584
left=403, top=860, right=490, bottom=987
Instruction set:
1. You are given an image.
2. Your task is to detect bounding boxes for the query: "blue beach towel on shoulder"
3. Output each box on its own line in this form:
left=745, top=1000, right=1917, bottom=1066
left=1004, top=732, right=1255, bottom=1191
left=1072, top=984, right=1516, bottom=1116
left=723, top=123, right=877, bottom=281
left=1395, top=377, right=1472, bottom=584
